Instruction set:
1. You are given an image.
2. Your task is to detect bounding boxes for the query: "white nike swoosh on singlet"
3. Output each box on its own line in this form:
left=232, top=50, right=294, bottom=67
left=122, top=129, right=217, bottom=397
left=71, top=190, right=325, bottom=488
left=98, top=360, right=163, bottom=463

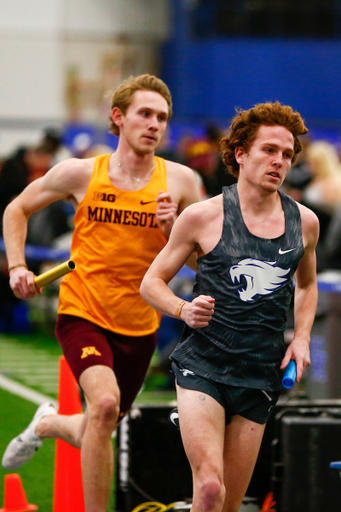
left=278, top=248, right=296, bottom=254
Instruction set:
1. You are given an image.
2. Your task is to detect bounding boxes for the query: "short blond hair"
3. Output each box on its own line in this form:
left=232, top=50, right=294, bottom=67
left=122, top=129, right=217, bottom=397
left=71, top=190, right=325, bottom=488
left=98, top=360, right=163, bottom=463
left=220, top=101, right=308, bottom=178
left=108, top=74, right=173, bottom=136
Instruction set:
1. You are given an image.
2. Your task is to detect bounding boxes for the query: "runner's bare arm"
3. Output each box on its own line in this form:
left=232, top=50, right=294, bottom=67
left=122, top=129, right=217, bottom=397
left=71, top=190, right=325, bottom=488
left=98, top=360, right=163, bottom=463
left=141, top=204, right=215, bottom=328
left=156, top=162, right=201, bottom=239
left=280, top=204, right=319, bottom=382
left=3, top=157, right=93, bottom=299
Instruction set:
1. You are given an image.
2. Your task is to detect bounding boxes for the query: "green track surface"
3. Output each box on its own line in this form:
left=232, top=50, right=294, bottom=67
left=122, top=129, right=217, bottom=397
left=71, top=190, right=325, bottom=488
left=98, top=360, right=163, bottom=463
left=0, top=332, right=177, bottom=511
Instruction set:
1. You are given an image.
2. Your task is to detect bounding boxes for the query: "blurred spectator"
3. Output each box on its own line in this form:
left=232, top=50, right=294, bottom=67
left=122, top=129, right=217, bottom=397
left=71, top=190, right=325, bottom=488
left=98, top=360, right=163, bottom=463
left=155, top=127, right=186, bottom=164
left=283, top=139, right=332, bottom=272
left=183, top=124, right=237, bottom=198
left=0, top=143, right=56, bottom=232
left=161, top=131, right=206, bottom=199
left=0, top=138, right=72, bottom=242
left=324, top=203, right=341, bottom=270
left=0, top=138, right=72, bottom=332
left=183, top=134, right=217, bottom=188
left=206, top=124, right=237, bottom=195
left=42, top=128, right=72, bottom=163
left=304, top=140, right=341, bottom=214
left=282, top=135, right=312, bottom=202
left=0, top=129, right=73, bottom=242
left=41, top=128, right=63, bottom=154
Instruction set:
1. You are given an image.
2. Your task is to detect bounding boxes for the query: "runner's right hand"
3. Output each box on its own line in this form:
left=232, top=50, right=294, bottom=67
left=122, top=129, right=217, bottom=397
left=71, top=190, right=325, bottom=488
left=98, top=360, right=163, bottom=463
left=181, top=295, right=215, bottom=328
left=9, top=267, right=40, bottom=299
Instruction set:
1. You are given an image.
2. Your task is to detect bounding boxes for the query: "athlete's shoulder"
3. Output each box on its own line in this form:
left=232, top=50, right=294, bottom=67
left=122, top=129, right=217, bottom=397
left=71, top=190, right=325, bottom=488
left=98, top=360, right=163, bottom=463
left=296, top=201, right=319, bottom=227
left=58, top=156, right=95, bottom=173
left=164, top=159, right=197, bottom=181
left=49, top=158, right=95, bottom=174
left=48, top=156, right=95, bottom=176
left=296, top=201, right=320, bottom=246
left=43, top=157, right=96, bottom=196
left=163, top=159, right=202, bottom=206
left=178, top=194, right=222, bottom=223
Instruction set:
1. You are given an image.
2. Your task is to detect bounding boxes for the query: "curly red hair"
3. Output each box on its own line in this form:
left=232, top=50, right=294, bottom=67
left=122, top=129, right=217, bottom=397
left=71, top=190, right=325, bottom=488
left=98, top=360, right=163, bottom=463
left=220, top=101, right=308, bottom=178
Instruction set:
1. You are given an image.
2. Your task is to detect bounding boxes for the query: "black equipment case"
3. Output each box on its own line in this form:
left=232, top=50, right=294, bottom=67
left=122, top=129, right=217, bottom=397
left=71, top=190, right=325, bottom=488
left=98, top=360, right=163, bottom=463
left=270, top=405, right=341, bottom=512
left=115, top=400, right=341, bottom=512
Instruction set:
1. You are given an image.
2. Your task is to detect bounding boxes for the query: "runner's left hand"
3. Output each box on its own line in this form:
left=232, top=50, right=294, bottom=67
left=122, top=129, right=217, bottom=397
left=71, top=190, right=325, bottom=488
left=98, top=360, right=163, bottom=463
left=155, top=191, right=178, bottom=239
left=280, top=337, right=311, bottom=383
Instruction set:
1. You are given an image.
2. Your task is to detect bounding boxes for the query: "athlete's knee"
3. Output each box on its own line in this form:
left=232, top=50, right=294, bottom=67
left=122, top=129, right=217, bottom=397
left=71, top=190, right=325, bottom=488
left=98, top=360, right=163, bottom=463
left=88, top=393, right=120, bottom=430
left=196, top=474, right=225, bottom=512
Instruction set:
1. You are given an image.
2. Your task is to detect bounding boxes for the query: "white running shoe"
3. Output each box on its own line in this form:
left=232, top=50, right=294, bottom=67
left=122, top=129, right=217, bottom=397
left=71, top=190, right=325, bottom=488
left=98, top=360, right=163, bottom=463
left=2, top=402, right=57, bottom=470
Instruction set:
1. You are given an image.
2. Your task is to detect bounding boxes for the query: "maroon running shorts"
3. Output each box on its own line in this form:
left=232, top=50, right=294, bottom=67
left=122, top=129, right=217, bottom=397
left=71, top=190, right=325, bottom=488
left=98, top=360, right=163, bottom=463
left=55, top=314, right=157, bottom=416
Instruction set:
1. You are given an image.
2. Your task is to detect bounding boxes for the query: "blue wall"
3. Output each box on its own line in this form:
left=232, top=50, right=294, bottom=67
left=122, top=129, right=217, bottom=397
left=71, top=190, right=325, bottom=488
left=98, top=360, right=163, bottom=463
left=161, top=38, right=341, bottom=128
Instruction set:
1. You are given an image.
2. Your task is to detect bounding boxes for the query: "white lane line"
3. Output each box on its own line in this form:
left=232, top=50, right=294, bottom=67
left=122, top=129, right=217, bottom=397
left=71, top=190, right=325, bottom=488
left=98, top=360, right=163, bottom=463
left=1, top=362, right=59, bottom=368
left=0, top=364, right=59, bottom=372
left=23, top=375, right=58, bottom=383
left=0, top=373, right=58, bottom=407
left=0, top=354, right=58, bottom=362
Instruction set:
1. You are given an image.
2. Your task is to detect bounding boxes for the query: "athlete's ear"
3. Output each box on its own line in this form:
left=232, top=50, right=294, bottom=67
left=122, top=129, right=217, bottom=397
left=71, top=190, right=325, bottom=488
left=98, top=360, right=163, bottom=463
left=112, top=107, right=124, bottom=128
left=235, top=147, right=245, bottom=165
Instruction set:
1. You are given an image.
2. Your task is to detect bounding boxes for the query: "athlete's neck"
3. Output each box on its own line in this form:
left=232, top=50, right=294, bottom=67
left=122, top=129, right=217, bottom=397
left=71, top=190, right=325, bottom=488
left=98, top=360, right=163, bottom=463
left=237, top=180, right=282, bottom=217
left=108, top=148, right=156, bottom=191
left=237, top=183, right=285, bottom=239
left=114, top=143, right=156, bottom=177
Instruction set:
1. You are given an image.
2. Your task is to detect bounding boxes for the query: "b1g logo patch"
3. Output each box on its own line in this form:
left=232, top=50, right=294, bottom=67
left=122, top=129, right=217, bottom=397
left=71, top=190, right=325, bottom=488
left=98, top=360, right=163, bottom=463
left=93, top=192, right=116, bottom=203
left=230, top=258, right=290, bottom=303
left=81, top=346, right=102, bottom=359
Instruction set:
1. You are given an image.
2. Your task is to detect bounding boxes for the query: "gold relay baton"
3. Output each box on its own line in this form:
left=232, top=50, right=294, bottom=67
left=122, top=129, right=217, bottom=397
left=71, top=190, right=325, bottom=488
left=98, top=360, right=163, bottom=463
left=34, top=260, right=76, bottom=289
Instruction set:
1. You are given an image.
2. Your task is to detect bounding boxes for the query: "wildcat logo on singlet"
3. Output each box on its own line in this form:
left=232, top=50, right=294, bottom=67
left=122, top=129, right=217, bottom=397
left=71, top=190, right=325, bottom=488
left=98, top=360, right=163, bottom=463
left=230, top=258, right=290, bottom=303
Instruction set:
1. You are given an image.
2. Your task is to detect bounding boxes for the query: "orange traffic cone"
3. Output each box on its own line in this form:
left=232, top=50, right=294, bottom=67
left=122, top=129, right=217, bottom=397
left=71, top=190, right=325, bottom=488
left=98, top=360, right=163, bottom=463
left=0, top=473, right=38, bottom=512
left=52, top=356, right=85, bottom=512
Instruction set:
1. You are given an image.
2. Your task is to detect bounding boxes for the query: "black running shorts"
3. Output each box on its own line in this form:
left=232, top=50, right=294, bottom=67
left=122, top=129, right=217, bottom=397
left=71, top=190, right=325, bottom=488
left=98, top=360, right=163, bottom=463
left=171, top=360, right=279, bottom=425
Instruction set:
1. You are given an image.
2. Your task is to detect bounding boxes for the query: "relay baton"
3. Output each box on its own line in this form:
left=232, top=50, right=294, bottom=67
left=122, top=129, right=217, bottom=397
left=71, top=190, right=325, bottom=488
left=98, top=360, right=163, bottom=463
left=282, top=360, right=297, bottom=389
left=34, top=260, right=76, bottom=289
